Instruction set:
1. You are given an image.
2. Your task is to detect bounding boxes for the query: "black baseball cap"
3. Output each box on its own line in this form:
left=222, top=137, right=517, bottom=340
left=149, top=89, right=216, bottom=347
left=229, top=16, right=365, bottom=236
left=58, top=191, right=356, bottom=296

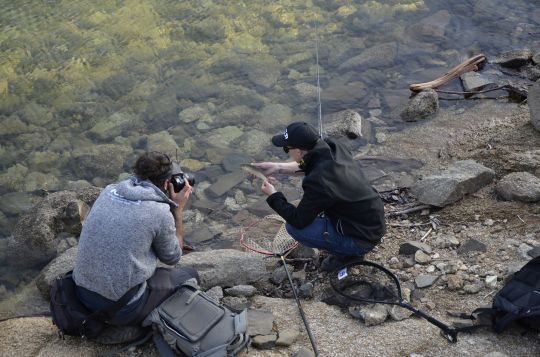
left=271, top=122, right=319, bottom=150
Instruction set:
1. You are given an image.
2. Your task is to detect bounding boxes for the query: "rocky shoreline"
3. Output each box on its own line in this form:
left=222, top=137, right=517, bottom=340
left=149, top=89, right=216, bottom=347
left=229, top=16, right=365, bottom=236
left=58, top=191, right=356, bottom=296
left=2, top=88, right=540, bottom=355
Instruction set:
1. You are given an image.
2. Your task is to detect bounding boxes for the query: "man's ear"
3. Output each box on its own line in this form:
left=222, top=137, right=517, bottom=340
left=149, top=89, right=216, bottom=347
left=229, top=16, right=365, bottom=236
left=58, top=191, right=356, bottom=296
left=162, top=179, right=170, bottom=192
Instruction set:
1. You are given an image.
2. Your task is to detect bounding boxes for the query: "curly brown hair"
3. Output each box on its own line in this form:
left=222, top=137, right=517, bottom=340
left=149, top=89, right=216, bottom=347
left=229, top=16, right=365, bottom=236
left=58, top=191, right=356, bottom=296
left=133, top=152, right=172, bottom=188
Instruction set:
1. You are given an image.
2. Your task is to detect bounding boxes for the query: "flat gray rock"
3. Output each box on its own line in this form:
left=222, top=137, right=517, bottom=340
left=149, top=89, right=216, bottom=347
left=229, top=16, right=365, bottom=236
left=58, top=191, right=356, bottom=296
left=415, top=274, right=438, bottom=288
left=205, top=171, right=245, bottom=198
left=224, top=285, right=257, bottom=297
left=458, top=239, right=487, bottom=255
left=460, top=72, right=496, bottom=92
left=180, top=249, right=267, bottom=290
left=411, top=160, right=495, bottom=207
left=399, top=241, right=433, bottom=255
left=247, top=309, right=274, bottom=336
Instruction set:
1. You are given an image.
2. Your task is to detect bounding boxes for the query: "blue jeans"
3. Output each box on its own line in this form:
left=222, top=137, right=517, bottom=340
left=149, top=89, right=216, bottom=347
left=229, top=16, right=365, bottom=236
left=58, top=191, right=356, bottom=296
left=285, top=216, right=373, bottom=257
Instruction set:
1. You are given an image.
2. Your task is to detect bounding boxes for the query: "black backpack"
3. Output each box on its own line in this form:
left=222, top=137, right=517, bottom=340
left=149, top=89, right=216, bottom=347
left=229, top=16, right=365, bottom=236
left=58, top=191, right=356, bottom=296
left=50, top=272, right=138, bottom=339
left=457, top=256, right=540, bottom=334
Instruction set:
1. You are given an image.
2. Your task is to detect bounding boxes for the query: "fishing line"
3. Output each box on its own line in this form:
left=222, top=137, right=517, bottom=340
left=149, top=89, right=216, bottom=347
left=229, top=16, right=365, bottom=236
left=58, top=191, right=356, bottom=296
left=314, top=21, right=324, bottom=139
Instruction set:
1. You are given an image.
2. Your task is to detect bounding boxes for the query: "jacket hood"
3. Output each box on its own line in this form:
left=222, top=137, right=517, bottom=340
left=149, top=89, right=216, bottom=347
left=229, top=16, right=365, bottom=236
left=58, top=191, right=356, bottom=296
left=302, top=139, right=338, bottom=174
left=112, top=176, right=177, bottom=208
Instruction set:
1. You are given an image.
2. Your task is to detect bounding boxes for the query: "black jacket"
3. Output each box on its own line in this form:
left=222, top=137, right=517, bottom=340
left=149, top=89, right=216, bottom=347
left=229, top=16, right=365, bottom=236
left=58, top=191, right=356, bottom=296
left=267, top=138, right=386, bottom=247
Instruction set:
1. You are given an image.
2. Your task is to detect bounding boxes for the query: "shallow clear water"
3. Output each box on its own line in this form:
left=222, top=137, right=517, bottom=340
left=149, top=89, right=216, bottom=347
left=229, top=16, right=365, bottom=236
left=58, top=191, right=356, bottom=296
left=0, top=0, right=538, bottom=291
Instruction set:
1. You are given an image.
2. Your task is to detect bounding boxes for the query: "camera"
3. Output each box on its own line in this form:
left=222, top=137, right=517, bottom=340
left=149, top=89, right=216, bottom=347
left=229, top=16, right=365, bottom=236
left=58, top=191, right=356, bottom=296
left=170, top=172, right=195, bottom=192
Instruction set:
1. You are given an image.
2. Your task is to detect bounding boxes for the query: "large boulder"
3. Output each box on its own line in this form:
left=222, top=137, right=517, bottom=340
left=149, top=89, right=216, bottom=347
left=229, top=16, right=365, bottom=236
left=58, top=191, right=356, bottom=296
left=35, top=248, right=268, bottom=300
left=8, top=188, right=100, bottom=268
left=324, top=110, right=363, bottom=139
left=179, top=249, right=267, bottom=290
left=411, top=160, right=495, bottom=207
left=529, top=80, right=540, bottom=132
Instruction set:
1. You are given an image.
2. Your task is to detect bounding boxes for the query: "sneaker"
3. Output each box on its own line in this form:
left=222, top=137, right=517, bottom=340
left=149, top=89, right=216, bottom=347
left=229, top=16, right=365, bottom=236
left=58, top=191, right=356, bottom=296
left=319, top=255, right=363, bottom=272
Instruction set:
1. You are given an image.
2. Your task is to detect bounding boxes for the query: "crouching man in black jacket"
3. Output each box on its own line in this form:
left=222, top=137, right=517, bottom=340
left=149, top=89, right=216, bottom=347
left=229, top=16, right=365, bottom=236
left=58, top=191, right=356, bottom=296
left=254, top=122, right=386, bottom=271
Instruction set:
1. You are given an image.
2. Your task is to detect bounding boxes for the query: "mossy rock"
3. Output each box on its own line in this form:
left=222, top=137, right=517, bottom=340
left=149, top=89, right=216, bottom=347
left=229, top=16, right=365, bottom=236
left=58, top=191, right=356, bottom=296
left=70, top=144, right=132, bottom=180
left=146, top=131, right=179, bottom=157
left=88, top=112, right=140, bottom=140
left=0, top=192, right=35, bottom=216
left=98, top=74, right=137, bottom=101
left=144, top=91, right=178, bottom=130
left=234, top=129, right=271, bottom=156
left=178, top=105, right=212, bottom=124
left=23, top=172, right=61, bottom=192
left=0, top=116, right=38, bottom=135
left=180, top=158, right=210, bottom=172
left=0, top=164, right=28, bottom=192
left=221, top=105, right=254, bottom=125
left=18, top=102, right=53, bottom=126
left=204, top=126, right=244, bottom=149
left=27, top=151, right=61, bottom=172
left=217, top=83, right=267, bottom=109
left=16, top=132, right=51, bottom=151
left=256, top=104, right=292, bottom=131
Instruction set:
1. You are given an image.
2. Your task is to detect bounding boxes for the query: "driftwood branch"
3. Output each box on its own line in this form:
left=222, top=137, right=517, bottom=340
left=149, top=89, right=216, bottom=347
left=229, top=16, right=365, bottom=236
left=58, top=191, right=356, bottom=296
left=409, top=54, right=486, bottom=92
left=386, top=204, right=431, bottom=217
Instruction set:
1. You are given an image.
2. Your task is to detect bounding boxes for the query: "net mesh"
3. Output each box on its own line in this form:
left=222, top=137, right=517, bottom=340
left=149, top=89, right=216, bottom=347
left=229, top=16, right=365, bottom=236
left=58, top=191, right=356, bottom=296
left=240, top=215, right=298, bottom=256
left=331, top=262, right=400, bottom=304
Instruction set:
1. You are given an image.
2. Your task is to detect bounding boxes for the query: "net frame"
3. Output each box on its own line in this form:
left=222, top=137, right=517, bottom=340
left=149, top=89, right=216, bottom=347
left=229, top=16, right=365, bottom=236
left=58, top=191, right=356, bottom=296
left=330, top=260, right=403, bottom=305
left=240, top=214, right=299, bottom=256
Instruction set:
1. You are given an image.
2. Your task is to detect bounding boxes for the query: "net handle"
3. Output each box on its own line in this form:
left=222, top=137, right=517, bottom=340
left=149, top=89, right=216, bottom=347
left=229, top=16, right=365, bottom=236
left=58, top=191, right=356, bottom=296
left=330, top=260, right=458, bottom=343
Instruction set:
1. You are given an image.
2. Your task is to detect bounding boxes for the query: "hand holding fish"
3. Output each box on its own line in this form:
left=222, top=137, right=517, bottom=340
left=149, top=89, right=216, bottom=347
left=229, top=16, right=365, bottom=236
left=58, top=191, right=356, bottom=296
left=261, top=179, right=277, bottom=196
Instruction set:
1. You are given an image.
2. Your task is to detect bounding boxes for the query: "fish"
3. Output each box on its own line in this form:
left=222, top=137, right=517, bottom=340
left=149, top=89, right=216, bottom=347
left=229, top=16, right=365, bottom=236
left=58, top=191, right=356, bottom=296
left=240, top=164, right=267, bottom=182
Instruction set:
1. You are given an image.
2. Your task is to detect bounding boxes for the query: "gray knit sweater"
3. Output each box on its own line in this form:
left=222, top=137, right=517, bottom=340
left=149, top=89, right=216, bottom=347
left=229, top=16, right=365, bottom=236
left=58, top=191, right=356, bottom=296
left=73, top=177, right=182, bottom=301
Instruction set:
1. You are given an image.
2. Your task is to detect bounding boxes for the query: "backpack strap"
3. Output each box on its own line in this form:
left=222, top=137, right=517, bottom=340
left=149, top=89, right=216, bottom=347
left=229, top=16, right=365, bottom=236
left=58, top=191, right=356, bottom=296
left=493, top=311, right=519, bottom=333
left=152, top=331, right=177, bottom=357
left=65, top=271, right=141, bottom=322
left=452, top=307, right=498, bottom=334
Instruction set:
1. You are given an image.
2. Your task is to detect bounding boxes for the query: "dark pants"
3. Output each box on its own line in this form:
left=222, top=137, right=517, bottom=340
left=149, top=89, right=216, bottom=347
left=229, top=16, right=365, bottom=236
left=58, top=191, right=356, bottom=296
left=78, top=267, right=199, bottom=326
left=285, top=216, right=374, bottom=257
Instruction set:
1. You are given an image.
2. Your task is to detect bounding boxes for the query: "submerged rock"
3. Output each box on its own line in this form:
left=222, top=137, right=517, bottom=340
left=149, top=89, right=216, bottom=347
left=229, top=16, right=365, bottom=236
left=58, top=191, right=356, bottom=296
left=408, top=10, right=451, bottom=40
left=491, top=49, right=533, bottom=69
left=338, top=42, right=398, bottom=72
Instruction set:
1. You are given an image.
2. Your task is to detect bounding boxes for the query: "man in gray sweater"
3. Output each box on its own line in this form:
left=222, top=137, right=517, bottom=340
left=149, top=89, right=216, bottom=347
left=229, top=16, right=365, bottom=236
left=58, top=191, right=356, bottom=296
left=73, top=151, right=198, bottom=326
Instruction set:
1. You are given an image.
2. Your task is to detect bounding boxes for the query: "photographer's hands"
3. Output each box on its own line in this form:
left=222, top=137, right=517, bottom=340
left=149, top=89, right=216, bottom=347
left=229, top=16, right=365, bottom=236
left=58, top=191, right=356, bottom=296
left=169, top=178, right=192, bottom=250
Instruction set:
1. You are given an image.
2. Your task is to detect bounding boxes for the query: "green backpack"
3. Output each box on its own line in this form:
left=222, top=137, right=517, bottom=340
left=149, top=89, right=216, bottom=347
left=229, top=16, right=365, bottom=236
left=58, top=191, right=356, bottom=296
left=143, top=280, right=250, bottom=357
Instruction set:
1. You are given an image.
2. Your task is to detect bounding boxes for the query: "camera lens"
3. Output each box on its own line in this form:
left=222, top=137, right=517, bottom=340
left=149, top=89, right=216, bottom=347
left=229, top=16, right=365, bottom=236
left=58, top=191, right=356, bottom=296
left=171, top=174, right=185, bottom=192
left=171, top=173, right=195, bottom=192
